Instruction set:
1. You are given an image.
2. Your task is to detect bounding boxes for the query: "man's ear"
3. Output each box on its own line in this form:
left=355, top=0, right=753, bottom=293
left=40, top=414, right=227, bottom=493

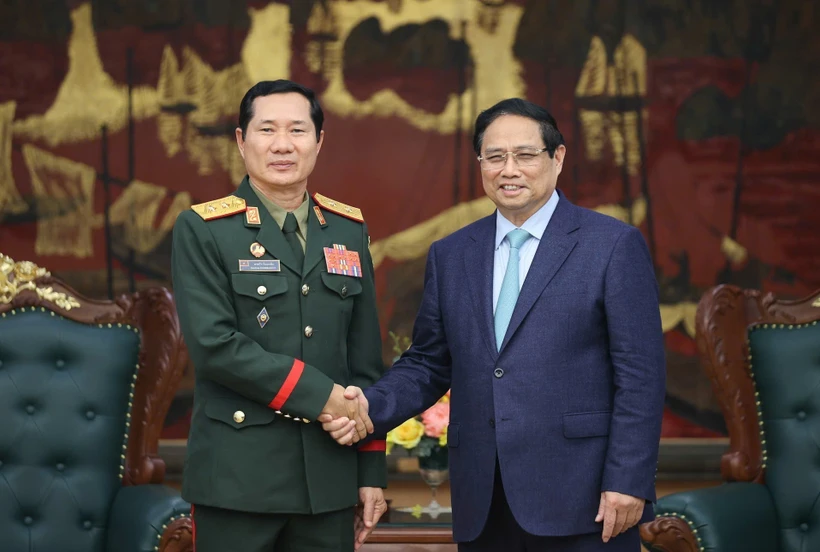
left=235, top=127, right=245, bottom=159
left=316, top=129, right=325, bottom=155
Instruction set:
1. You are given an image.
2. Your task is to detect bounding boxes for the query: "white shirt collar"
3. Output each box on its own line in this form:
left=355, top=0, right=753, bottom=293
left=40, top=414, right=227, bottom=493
left=494, top=190, right=560, bottom=249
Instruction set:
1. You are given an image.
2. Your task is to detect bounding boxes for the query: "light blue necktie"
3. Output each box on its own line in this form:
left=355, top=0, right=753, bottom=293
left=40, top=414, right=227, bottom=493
left=494, top=228, right=530, bottom=350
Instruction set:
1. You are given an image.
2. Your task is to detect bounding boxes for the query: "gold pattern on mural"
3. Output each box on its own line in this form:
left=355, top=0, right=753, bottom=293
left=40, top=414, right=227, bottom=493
left=0, top=101, right=27, bottom=219
left=157, top=46, right=249, bottom=183
left=22, top=145, right=102, bottom=258
left=108, top=180, right=192, bottom=254
left=307, top=0, right=525, bottom=133
left=0, top=254, right=81, bottom=309
left=576, top=34, right=646, bottom=175
left=13, top=4, right=158, bottom=147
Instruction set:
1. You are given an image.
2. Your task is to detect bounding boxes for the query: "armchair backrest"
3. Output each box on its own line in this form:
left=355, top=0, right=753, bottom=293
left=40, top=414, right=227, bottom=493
left=696, top=284, right=820, bottom=551
left=0, top=255, right=188, bottom=552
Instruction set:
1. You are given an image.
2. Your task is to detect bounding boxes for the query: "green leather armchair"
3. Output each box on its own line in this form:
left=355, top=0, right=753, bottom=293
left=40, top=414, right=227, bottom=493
left=640, top=284, right=820, bottom=552
left=0, top=254, right=193, bottom=552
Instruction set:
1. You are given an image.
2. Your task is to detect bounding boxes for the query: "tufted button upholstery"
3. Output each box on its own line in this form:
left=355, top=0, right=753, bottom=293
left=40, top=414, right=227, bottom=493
left=0, top=310, right=141, bottom=552
left=749, top=324, right=820, bottom=552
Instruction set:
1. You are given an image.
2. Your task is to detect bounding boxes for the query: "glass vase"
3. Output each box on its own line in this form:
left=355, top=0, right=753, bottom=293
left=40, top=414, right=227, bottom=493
left=417, top=446, right=451, bottom=516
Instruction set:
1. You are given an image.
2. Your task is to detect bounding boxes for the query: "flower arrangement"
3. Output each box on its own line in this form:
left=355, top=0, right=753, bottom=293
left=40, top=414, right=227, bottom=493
left=386, top=331, right=450, bottom=458
left=386, top=390, right=450, bottom=457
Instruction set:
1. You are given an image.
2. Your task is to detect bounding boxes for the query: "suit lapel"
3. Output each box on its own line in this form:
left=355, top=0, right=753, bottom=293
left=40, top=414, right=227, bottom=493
left=234, top=179, right=302, bottom=275
left=499, top=197, right=580, bottom=351
left=464, top=214, right=499, bottom=360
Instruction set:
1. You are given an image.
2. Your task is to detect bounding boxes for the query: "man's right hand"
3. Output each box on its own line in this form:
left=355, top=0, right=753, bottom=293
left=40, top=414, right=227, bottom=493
left=321, top=384, right=372, bottom=442
left=318, top=386, right=369, bottom=445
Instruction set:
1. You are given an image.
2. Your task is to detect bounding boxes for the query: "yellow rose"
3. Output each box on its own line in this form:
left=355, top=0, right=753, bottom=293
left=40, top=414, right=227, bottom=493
left=438, top=424, right=448, bottom=447
left=391, top=418, right=426, bottom=449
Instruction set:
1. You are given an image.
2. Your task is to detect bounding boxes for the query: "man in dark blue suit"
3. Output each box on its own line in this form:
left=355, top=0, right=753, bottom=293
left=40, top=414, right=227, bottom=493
left=323, top=99, right=666, bottom=551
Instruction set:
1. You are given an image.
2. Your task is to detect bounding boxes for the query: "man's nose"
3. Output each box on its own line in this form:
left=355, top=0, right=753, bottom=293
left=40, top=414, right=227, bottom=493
left=500, top=154, right=521, bottom=177
left=270, top=131, right=294, bottom=153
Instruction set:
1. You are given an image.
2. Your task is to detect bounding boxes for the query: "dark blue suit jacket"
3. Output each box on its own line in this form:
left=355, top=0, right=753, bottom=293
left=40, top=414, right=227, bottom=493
left=365, top=194, right=666, bottom=542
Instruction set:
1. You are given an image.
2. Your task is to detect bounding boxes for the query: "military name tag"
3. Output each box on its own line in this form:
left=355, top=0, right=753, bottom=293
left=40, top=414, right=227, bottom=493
left=323, top=244, right=362, bottom=277
left=239, top=259, right=281, bottom=272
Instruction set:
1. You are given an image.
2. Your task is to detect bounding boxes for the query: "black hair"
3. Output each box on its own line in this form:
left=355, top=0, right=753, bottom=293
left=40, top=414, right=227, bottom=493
left=238, top=80, right=324, bottom=141
left=473, top=98, right=565, bottom=157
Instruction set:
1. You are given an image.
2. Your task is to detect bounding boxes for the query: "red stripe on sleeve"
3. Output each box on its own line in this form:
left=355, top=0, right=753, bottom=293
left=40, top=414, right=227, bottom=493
left=269, top=359, right=305, bottom=410
left=359, top=440, right=387, bottom=452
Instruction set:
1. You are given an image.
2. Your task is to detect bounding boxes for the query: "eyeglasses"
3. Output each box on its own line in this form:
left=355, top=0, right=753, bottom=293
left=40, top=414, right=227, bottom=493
left=477, top=148, right=548, bottom=170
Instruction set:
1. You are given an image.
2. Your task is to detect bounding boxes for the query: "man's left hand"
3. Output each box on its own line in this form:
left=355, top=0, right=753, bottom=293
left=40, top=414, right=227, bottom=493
left=355, top=487, right=387, bottom=550
left=595, top=491, right=644, bottom=543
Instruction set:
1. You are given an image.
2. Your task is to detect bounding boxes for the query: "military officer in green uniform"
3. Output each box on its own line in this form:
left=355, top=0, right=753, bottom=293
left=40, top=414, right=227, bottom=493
left=171, top=80, right=388, bottom=552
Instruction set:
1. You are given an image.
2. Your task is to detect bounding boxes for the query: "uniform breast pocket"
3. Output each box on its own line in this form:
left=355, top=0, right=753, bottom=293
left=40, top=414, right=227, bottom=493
left=231, top=273, right=289, bottom=318
left=320, top=272, right=362, bottom=307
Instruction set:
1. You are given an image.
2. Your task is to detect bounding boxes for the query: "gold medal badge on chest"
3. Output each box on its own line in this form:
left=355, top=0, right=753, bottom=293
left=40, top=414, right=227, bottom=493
left=250, top=242, right=266, bottom=258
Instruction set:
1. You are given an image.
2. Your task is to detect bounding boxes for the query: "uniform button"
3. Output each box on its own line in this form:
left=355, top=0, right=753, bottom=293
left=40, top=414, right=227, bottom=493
left=233, top=411, right=245, bottom=424
left=86, top=410, right=95, bottom=420
left=800, top=523, right=809, bottom=532
left=23, top=516, right=33, bottom=526
left=493, top=368, right=504, bottom=378
left=0, top=360, right=3, bottom=367
left=56, top=359, right=65, bottom=368
left=301, top=284, right=310, bottom=296
left=797, top=411, right=807, bottom=420
left=257, top=285, right=267, bottom=296
left=304, top=326, right=313, bottom=338
left=0, top=460, right=3, bottom=468
left=83, top=520, right=92, bottom=530
left=341, top=285, right=348, bottom=298
left=56, top=463, right=65, bottom=472
left=489, top=419, right=495, bottom=428
left=26, top=405, right=35, bottom=414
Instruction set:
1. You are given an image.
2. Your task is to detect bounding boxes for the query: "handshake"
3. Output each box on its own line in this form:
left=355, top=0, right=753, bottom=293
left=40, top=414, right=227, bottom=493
left=318, top=384, right=372, bottom=445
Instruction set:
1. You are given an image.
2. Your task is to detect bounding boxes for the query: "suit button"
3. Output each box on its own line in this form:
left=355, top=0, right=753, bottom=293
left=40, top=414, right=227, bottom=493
left=494, top=368, right=504, bottom=378
left=233, top=411, right=245, bottom=423
left=489, top=419, right=495, bottom=428
left=26, top=404, right=35, bottom=414
left=797, top=411, right=807, bottom=421
left=23, top=516, right=33, bottom=526
left=341, top=285, right=348, bottom=298
left=800, top=523, right=809, bottom=532
left=56, top=463, right=65, bottom=472
left=304, top=326, right=313, bottom=338
left=301, top=284, right=310, bottom=296
left=83, top=520, right=92, bottom=530
left=257, top=285, right=267, bottom=296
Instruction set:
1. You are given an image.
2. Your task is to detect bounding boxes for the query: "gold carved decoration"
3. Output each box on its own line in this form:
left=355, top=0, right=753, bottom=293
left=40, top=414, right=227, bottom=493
left=576, top=34, right=647, bottom=175
left=23, top=145, right=102, bottom=258
left=307, top=0, right=525, bottom=133
left=0, top=254, right=81, bottom=310
left=0, top=101, right=27, bottom=220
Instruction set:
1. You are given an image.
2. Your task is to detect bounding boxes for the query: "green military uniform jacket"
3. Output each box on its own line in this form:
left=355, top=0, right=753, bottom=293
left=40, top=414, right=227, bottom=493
left=172, top=176, right=387, bottom=515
